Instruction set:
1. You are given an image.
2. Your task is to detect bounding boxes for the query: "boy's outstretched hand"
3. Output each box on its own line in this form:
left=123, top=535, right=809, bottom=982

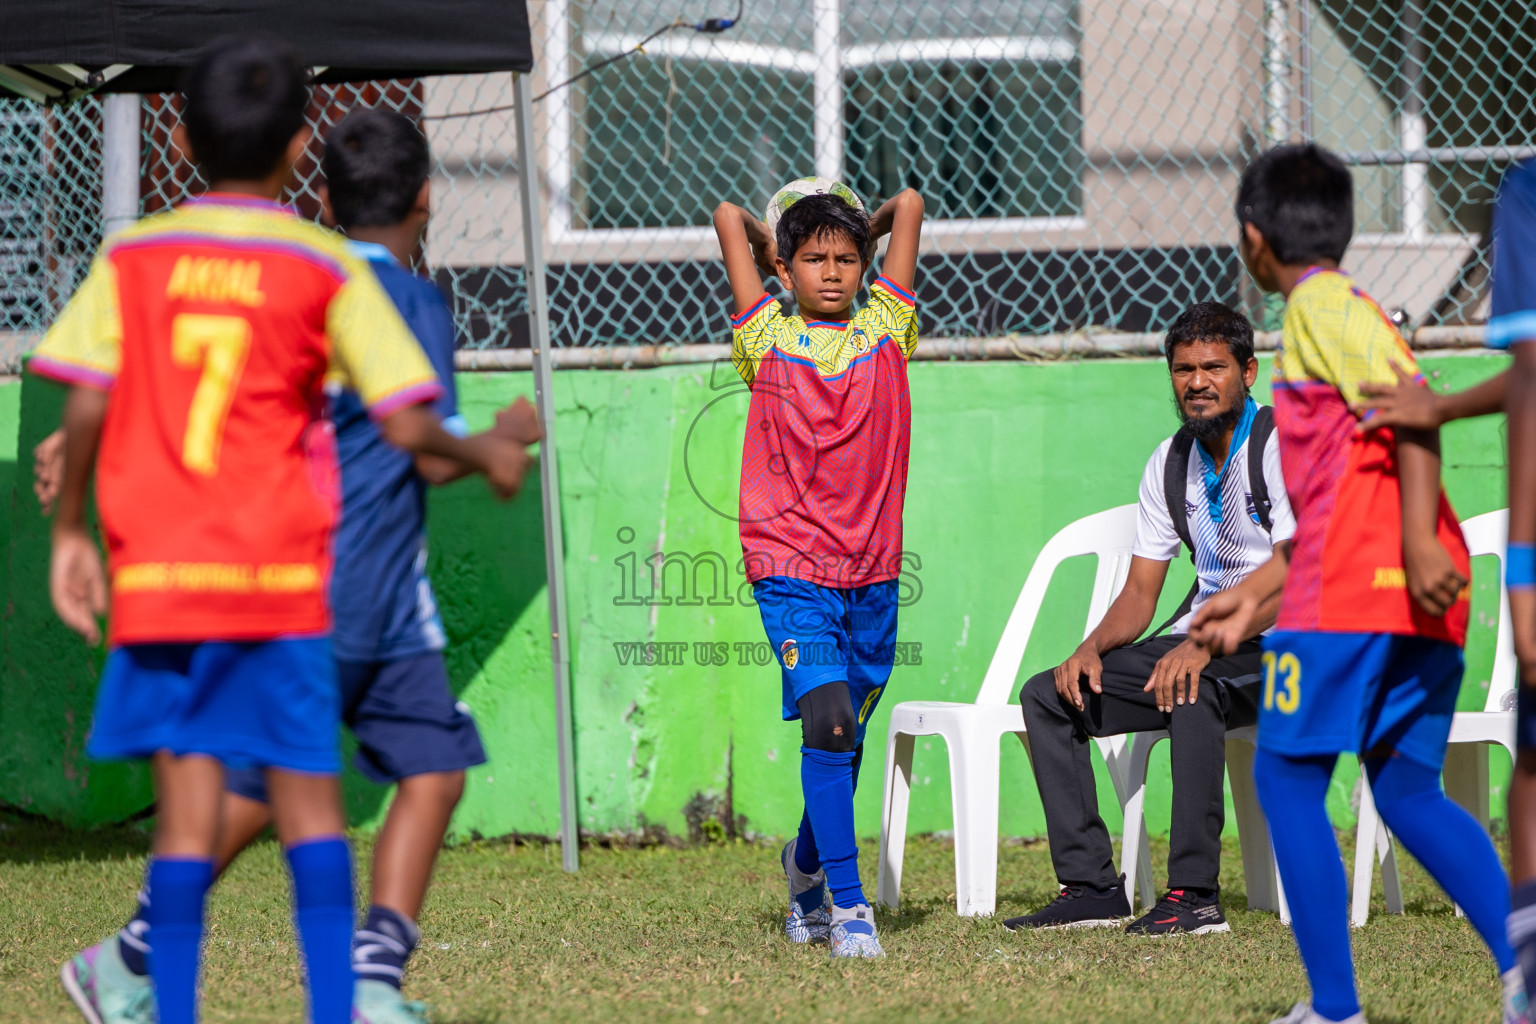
left=1354, top=364, right=1441, bottom=433
left=1403, top=535, right=1466, bottom=617
left=482, top=436, right=533, bottom=500
left=51, top=525, right=107, bottom=645
left=492, top=396, right=543, bottom=446
left=1188, top=588, right=1260, bottom=658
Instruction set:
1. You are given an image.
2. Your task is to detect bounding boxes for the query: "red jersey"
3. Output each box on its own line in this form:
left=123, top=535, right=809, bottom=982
left=1271, top=268, right=1469, bottom=644
left=31, top=196, right=442, bottom=645
left=730, top=277, right=918, bottom=588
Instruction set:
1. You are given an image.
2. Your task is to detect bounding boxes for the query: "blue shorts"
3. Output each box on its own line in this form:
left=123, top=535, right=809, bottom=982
left=227, top=651, right=486, bottom=802
left=1258, top=630, right=1463, bottom=769
left=754, top=576, right=898, bottom=747
left=89, top=638, right=339, bottom=774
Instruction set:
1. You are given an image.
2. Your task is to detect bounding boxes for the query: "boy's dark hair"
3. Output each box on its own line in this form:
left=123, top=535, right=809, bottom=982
left=1164, top=301, right=1255, bottom=368
left=1236, top=143, right=1354, bottom=265
left=180, top=34, right=309, bottom=184
left=323, top=109, right=432, bottom=231
left=776, top=193, right=871, bottom=263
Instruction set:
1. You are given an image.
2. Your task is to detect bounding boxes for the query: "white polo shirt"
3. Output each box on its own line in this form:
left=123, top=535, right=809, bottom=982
left=1132, top=407, right=1296, bottom=634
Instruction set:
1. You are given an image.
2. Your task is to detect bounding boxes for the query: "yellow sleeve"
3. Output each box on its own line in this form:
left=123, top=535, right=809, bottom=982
left=854, top=276, right=919, bottom=358
left=1282, top=285, right=1419, bottom=407
left=731, top=294, right=789, bottom=386
left=325, top=261, right=443, bottom=417
left=30, top=252, right=122, bottom=389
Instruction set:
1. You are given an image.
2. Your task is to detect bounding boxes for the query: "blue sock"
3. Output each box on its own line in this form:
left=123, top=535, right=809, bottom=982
left=353, top=904, right=420, bottom=990
left=146, top=857, right=213, bottom=1024
left=1511, top=880, right=1536, bottom=996
left=117, top=883, right=152, bottom=977
left=1367, top=755, right=1515, bottom=971
left=794, top=810, right=821, bottom=875
left=286, top=837, right=356, bottom=1024
left=795, top=744, right=862, bottom=878
left=1252, top=750, right=1359, bottom=1022
left=801, top=746, right=865, bottom=908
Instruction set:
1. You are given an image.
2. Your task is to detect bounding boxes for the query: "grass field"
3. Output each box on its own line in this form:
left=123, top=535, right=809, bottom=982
left=0, top=815, right=1508, bottom=1024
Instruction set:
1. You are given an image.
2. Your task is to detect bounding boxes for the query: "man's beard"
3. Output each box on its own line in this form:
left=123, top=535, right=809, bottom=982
left=1177, top=390, right=1245, bottom=442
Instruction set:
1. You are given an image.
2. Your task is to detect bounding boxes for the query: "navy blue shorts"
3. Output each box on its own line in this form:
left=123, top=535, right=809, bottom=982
left=1258, top=630, right=1463, bottom=768
left=226, top=651, right=486, bottom=802
left=1519, top=680, right=1536, bottom=752
left=89, top=638, right=339, bottom=774
left=753, top=576, right=899, bottom=747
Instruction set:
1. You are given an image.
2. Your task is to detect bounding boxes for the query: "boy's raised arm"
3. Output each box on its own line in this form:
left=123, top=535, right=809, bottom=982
left=713, top=202, right=776, bottom=315
left=868, top=189, right=924, bottom=293
left=1396, top=425, right=1467, bottom=616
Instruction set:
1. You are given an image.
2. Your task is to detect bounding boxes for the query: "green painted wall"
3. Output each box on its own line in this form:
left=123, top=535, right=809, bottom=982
left=0, top=352, right=1514, bottom=842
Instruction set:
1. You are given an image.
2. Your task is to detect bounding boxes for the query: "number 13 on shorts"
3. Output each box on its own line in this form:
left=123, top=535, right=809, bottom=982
left=1262, top=650, right=1301, bottom=714
left=172, top=313, right=252, bottom=476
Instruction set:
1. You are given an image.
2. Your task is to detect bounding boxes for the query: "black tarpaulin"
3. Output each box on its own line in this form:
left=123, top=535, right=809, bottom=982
left=0, top=0, right=532, bottom=99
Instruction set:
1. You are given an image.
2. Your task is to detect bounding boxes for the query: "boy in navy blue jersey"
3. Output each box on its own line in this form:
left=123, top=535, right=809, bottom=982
left=59, top=109, right=539, bottom=1024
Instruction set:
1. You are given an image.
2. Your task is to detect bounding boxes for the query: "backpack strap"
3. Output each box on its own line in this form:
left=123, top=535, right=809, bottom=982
left=1163, top=428, right=1196, bottom=559
left=1247, top=404, right=1275, bottom=534
left=1149, top=429, right=1198, bottom=637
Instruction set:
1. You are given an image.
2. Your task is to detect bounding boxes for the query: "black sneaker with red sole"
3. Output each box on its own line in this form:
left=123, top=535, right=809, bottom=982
left=1124, top=888, right=1230, bottom=936
left=1002, top=877, right=1132, bottom=931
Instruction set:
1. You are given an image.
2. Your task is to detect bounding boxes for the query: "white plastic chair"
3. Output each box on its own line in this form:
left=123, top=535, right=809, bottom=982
left=1350, top=508, right=1517, bottom=927
left=1120, top=723, right=1289, bottom=921
left=876, top=504, right=1146, bottom=917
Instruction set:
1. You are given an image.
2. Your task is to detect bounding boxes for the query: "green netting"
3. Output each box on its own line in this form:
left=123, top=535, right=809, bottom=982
left=2, top=0, right=1534, bottom=350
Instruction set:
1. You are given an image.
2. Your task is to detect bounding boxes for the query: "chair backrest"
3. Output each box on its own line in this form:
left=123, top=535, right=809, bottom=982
left=973, top=503, right=1141, bottom=705
left=1460, top=509, right=1515, bottom=715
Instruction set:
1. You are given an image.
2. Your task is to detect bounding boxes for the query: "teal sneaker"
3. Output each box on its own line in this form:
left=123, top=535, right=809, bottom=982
left=353, top=979, right=431, bottom=1024
left=828, top=905, right=884, bottom=959
left=781, top=838, right=830, bottom=944
left=60, top=939, right=156, bottom=1024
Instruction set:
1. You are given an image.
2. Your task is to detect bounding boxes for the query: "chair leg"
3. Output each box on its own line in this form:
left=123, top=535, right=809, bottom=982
left=1351, top=774, right=1380, bottom=929
left=1443, top=742, right=1490, bottom=920
left=1377, top=813, right=1404, bottom=916
left=1225, top=739, right=1279, bottom=914
left=1443, top=742, right=1490, bottom=829
left=949, top=731, right=1002, bottom=917
left=1352, top=772, right=1404, bottom=926
left=1118, top=734, right=1158, bottom=915
left=877, top=731, right=917, bottom=913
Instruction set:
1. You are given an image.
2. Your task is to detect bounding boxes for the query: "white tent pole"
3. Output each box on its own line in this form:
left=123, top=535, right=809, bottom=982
left=101, top=93, right=140, bottom=235
left=514, top=72, right=579, bottom=873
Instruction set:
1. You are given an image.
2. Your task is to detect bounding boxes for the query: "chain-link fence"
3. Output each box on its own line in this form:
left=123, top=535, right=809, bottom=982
left=3, top=0, right=1535, bottom=355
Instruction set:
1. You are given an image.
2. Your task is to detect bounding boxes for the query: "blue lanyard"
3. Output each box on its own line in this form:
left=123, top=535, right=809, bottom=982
left=1193, top=397, right=1256, bottom=524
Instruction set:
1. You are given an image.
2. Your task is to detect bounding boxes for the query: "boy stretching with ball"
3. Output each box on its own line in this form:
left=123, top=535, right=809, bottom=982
left=713, top=181, right=923, bottom=958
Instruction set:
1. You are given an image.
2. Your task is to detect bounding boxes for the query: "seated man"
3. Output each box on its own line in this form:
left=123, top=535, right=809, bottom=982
left=1005, top=301, right=1293, bottom=936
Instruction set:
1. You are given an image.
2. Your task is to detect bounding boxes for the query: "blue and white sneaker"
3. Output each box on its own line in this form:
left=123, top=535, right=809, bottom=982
left=781, top=838, right=831, bottom=944
left=1504, top=966, right=1530, bottom=1024
left=828, top=904, right=884, bottom=959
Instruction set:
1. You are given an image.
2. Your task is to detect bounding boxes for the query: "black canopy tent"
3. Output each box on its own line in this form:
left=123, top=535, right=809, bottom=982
left=0, top=1, right=580, bottom=872
left=0, top=1, right=532, bottom=99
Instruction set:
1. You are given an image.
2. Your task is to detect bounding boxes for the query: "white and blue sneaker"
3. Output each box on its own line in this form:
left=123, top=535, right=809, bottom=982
left=828, top=904, right=884, bottom=959
left=1504, top=966, right=1530, bottom=1024
left=1267, top=1003, right=1365, bottom=1024
left=782, top=838, right=831, bottom=944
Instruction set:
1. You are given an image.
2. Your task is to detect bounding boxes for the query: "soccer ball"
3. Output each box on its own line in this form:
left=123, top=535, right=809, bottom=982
left=764, top=176, right=865, bottom=234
